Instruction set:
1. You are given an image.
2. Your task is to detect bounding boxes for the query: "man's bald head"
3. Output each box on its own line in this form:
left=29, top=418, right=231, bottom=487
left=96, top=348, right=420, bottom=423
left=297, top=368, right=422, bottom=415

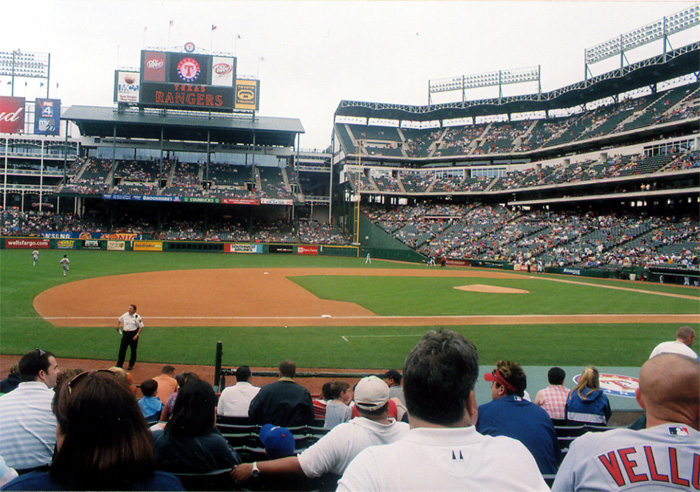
left=637, top=353, right=700, bottom=430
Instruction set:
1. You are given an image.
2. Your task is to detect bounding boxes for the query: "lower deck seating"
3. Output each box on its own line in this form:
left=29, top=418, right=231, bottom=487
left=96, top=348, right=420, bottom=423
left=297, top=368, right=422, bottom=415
left=553, top=422, right=610, bottom=458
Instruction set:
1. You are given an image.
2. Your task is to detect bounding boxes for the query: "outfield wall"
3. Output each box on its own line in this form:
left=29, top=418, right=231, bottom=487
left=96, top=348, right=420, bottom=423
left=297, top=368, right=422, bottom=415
left=3, top=235, right=698, bottom=285
left=0, top=236, right=361, bottom=258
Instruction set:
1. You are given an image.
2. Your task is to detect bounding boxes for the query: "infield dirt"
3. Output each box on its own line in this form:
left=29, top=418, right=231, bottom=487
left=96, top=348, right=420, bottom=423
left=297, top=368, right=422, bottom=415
left=33, top=267, right=698, bottom=327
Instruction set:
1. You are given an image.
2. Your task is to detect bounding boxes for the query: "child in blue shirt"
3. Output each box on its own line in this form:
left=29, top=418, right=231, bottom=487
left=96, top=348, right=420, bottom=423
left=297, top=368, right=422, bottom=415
left=138, top=379, right=164, bottom=423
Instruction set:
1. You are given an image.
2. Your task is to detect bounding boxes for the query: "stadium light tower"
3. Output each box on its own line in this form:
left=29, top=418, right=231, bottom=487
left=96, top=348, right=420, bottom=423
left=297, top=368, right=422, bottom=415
left=0, top=50, right=51, bottom=98
left=428, top=65, right=540, bottom=107
left=584, top=4, right=700, bottom=82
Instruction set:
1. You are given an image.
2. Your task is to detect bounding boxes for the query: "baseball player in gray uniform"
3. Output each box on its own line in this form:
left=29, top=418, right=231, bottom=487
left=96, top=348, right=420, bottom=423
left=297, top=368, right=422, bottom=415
left=552, top=353, right=699, bottom=491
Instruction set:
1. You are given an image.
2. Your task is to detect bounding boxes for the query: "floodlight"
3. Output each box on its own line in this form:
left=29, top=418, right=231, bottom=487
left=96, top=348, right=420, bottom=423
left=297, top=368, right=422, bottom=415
left=0, top=50, right=50, bottom=78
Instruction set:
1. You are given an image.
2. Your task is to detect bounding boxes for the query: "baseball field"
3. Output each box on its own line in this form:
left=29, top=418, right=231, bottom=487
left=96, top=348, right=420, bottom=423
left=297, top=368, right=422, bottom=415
left=1, top=248, right=699, bottom=372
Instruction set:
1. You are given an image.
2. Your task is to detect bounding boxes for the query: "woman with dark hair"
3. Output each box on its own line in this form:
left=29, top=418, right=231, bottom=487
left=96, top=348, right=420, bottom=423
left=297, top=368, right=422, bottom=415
left=565, top=366, right=612, bottom=426
left=158, top=371, right=199, bottom=422
left=2, top=371, right=183, bottom=491
left=153, top=379, right=241, bottom=473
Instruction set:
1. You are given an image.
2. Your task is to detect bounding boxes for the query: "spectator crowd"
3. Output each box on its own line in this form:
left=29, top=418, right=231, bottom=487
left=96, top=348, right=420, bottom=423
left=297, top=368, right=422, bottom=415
left=0, top=326, right=696, bottom=490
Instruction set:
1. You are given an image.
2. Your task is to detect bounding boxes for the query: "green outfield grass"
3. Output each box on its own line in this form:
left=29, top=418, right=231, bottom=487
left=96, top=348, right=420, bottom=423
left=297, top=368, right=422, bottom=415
left=1, top=249, right=698, bottom=369
left=290, top=275, right=700, bottom=315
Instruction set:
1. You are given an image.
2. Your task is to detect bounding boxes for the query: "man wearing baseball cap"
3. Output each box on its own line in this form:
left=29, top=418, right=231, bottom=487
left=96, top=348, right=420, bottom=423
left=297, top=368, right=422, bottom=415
left=476, top=360, right=561, bottom=476
left=260, top=424, right=295, bottom=459
left=232, top=375, right=409, bottom=488
left=338, top=330, right=549, bottom=491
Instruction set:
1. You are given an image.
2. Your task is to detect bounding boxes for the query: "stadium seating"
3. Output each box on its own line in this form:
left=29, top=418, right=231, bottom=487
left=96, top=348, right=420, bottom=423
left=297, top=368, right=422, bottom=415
left=335, top=82, right=699, bottom=158
left=364, top=203, right=699, bottom=268
left=171, top=468, right=236, bottom=491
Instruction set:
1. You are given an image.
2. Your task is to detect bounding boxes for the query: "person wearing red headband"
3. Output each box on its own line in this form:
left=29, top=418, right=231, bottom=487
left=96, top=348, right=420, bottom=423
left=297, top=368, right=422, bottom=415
left=476, top=360, right=561, bottom=478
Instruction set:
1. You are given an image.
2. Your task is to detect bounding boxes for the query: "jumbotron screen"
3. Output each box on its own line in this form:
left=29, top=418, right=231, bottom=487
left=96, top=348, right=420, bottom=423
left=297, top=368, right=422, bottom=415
left=139, top=50, right=237, bottom=112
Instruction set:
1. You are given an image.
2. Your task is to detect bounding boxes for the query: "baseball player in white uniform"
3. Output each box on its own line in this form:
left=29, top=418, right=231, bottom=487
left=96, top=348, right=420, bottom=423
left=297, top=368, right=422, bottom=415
left=59, top=255, right=70, bottom=276
left=116, top=304, right=144, bottom=370
left=552, top=353, right=699, bottom=491
left=32, top=249, right=39, bottom=266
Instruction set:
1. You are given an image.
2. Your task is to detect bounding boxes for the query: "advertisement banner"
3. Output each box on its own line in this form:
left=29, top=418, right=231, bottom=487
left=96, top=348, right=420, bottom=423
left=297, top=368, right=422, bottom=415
left=6, top=238, right=50, bottom=249
left=42, top=231, right=77, bottom=239
left=141, top=51, right=167, bottom=82
left=114, top=71, right=140, bottom=103
left=269, top=244, right=294, bottom=254
left=102, top=194, right=181, bottom=203
left=56, top=239, right=76, bottom=250
left=297, top=245, right=318, bottom=255
left=34, top=98, right=60, bottom=135
left=133, top=241, right=163, bottom=252
left=235, top=79, right=260, bottom=111
left=184, top=196, right=220, bottom=204
left=79, top=232, right=141, bottom=241
left=0, top=96, right=25, bottom=134
left=142, top=195, right=181, bottom=202
left=139, top=82, right=234, bottom=111
left=211, top=56, right=236, bottom=87
left=102, top=194, right=139, bottom=201
left=107, top=240, right=125, bottom=251
left=83, top=240, right=101, bottom=250
left=221, top=198, right=260, bottom=206
left=260, top=198, right=293, bottom=206
left=225, top=244, right=262, bottom=254
left=445, top=259, right=468, bottom=267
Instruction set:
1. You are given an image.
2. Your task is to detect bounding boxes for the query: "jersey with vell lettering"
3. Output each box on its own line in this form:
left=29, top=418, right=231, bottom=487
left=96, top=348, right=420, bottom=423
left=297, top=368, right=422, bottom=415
left=552, top=423, right=700, bottom=491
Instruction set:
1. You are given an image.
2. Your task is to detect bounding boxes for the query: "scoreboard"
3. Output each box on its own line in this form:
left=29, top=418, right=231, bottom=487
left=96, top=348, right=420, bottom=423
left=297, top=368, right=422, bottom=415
left=113, top=48, right=260, bottom=113
left=139, top=50, right=237, bottom=111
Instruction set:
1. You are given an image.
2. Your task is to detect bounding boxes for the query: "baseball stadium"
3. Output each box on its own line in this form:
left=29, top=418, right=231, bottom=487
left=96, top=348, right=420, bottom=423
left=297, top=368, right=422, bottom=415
left=1, top=3, right=699, bottom=490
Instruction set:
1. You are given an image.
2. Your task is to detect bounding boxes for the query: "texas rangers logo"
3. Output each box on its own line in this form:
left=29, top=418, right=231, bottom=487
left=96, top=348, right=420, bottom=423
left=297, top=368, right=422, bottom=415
left=177, top=58, right=201, bottom=82
left=572, top=373, right=639, bottom=398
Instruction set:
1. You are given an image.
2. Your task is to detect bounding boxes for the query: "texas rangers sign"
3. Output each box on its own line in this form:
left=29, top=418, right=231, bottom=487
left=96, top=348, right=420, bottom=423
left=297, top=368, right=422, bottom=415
left=573, top=372, right=639, bottom=398
left=139, top=50, right=236, bottom=112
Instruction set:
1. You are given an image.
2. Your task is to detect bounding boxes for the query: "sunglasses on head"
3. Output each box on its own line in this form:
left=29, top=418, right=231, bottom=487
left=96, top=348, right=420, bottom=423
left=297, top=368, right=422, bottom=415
left=67, top=370, right=118, bottom=395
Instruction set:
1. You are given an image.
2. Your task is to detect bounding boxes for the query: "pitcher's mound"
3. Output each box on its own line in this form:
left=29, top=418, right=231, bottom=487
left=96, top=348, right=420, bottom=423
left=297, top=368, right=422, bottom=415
left=455, top=284, right=529, bottom=294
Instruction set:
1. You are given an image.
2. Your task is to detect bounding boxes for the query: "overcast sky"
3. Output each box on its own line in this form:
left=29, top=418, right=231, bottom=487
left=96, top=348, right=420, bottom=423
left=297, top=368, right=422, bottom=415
left=2, top=1, right=698, bottom=149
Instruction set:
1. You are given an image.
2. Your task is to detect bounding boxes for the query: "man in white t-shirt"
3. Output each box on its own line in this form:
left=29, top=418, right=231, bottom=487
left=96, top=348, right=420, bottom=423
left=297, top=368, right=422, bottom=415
left=231, top=375, right=409, bottom=488
left=337, top=330, right=549, bottom=492
left=649, top=326, right=698, bottom=360
left=217, top=365, right=260, bottom=418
